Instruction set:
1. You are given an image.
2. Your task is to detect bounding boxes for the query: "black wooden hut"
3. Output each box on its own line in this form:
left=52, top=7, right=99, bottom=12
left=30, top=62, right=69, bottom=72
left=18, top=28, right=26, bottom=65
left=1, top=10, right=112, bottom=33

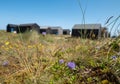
left=18, top=23, right=40, bottom=33
left=40, top=26, right=63, bottom=35
left=7, top=24, right=18, bottom=33
left=6, top=23, right=40, bottom=33
left=63, top=29, right=71, bottom=35
left=72, top=24, right=102, bottom=39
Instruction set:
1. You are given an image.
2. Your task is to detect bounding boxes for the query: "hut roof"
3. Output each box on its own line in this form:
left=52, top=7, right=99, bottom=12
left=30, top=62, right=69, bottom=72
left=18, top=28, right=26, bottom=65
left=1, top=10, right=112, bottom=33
left=19, top=23, right=39, bottom=27
left=7, top=24, right=18, bottom=27
left=50, top=26, right=62, bottom=30
left=63, top=29, right=71, bottom=32
left=40, top=26, right=50, bottom=29
left=40, top=26, right=62, bottom=30
left=73, top=24, right=101, bottom=29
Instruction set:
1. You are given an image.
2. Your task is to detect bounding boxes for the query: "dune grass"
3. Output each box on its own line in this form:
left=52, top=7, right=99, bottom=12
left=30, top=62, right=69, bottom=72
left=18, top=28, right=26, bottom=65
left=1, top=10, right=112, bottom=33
left=0, top=31, right=119, bottom=84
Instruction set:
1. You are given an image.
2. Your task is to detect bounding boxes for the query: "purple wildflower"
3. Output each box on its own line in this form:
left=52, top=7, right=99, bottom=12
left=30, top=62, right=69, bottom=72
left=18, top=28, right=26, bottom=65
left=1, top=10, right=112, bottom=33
left=42, top=32, right=46, bottom=36
left=2, top=61, right=9, bottom=66
left=67, top=62, right=76, bottom=69
left=59, top=59, right=64, bottom=64
left=111, top=56, right=117, bottom=60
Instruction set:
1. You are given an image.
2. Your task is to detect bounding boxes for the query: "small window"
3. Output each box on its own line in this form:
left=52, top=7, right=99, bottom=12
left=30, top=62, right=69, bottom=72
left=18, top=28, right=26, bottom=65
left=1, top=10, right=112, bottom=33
left=11, top=28, right=14, bottom=32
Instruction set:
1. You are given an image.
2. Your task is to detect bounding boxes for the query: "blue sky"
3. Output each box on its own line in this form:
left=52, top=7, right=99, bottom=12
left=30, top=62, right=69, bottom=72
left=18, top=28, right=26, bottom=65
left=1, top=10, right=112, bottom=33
left=0, top=0, right=120, bottom=35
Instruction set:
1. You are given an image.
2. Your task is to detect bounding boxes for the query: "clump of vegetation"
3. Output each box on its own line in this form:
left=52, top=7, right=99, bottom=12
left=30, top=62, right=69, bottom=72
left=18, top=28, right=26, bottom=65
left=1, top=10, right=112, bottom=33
left=0, top=31, right=120, bottom=84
